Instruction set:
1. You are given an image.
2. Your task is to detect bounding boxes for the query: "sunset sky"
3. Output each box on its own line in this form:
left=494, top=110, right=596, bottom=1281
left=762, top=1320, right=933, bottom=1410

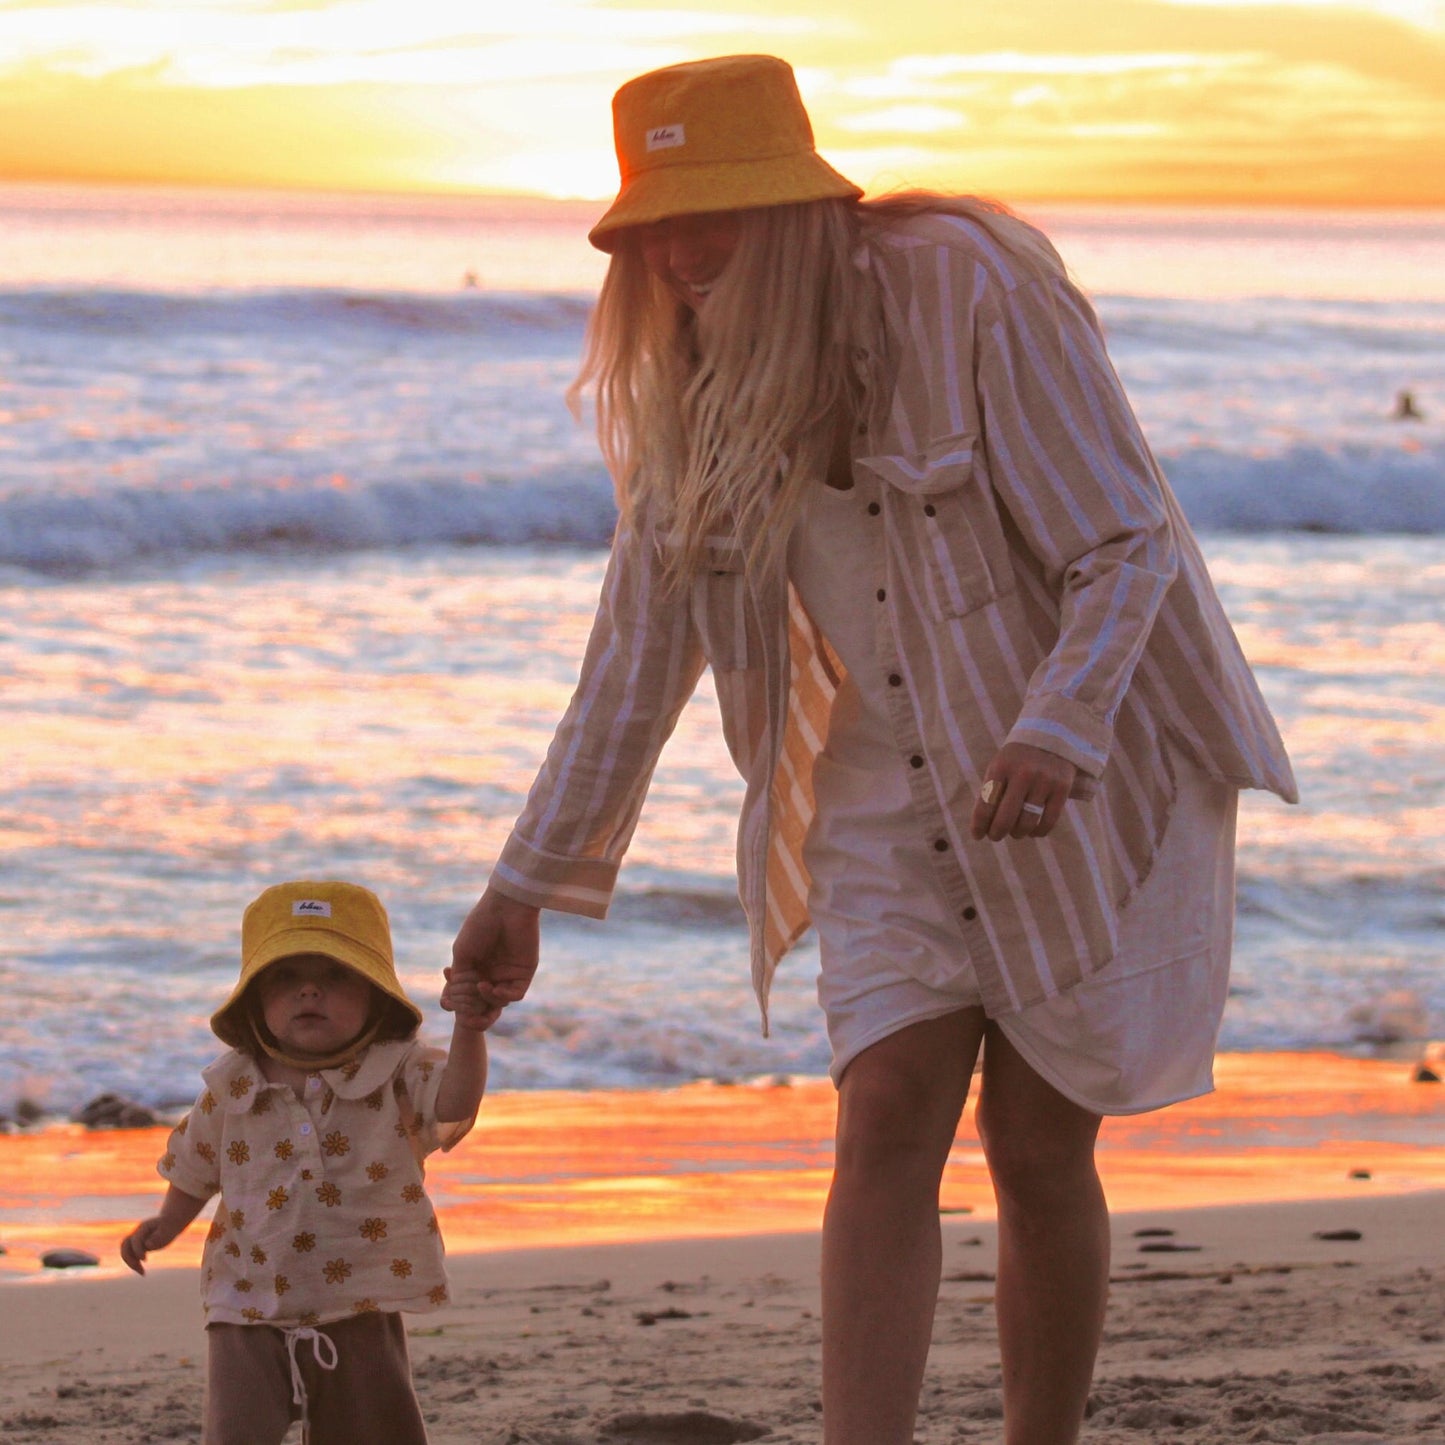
left=1, top=0, right=1443, bottom=205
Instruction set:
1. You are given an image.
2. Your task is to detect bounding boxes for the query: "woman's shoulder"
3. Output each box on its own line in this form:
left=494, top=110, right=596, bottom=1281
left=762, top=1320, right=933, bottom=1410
left=860, top=197, right=1065, bottom=298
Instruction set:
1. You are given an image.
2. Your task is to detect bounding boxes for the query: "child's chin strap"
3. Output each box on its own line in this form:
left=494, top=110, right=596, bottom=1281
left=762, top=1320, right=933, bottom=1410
left=253, top=1015, right=386, bottom=1073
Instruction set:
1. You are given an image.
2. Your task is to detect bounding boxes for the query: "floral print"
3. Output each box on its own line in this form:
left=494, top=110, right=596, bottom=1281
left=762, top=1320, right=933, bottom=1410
left=156, top=1040, right=470, bottom=1326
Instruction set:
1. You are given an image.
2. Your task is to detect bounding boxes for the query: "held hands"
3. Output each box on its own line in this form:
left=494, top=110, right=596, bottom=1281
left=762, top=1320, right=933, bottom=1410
left=970, top=741, right=1077, bottom=843
left=441, top=887, right=541, bottom=1032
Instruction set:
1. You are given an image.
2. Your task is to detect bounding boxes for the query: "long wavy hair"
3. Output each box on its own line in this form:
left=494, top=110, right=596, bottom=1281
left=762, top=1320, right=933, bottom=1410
left=568, top=192, right=1067, bottom=586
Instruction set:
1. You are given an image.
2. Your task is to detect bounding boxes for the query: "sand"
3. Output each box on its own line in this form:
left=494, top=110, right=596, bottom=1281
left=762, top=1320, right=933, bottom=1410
left=2, top=1190, right=1442, bottom=1444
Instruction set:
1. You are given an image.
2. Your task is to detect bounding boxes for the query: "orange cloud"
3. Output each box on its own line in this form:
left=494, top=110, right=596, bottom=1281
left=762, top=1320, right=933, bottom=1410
left=0, top=0, right=1441, bottom=204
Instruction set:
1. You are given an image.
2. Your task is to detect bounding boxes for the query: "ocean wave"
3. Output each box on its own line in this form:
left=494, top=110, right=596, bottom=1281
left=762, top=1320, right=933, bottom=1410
left=0, top=285, right=593, bottom=342
left=4, top=438, right=1443, bottom=577
left=1164, top=441, right=1445, bottom=534
left=0, top=470, right=618, bottom=576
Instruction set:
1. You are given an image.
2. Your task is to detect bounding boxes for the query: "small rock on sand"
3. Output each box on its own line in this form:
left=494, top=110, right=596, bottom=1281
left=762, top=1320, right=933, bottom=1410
left=41, top=1249, right=100, bottom=1269
left=602, top=1411, right=769, bottom=1443
left=71, top=1093, right=158, bottom=1129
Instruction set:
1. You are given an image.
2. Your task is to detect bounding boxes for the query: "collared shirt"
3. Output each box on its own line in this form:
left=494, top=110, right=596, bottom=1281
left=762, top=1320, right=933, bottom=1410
left=159, top=1040, right=471, bottom=1326
left=492, top=209, right=1296, bottom=1024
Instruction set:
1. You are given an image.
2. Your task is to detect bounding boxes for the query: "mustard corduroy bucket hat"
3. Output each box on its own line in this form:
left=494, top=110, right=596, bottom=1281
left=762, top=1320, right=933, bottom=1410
left=588, top=54, right=862, bottom=252
left=211, top=879, right=423, bottom=1048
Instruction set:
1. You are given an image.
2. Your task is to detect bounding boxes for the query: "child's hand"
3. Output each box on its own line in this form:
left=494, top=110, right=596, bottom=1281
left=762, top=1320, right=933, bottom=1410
left=121, top=1216, right=182, bottom=1275
left=442, top=963, right=501, bottom=1032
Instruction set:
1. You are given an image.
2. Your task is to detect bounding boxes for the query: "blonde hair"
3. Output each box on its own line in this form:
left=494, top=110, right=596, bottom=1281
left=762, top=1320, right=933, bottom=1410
left=569, top=192, right=1066, bottom=585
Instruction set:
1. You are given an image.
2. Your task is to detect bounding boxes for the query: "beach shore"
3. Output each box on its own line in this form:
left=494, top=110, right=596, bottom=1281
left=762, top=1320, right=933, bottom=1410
left=1, top=1052, right=1442, bottom=1442
left=3, top=1193, right=1443, bottom=1443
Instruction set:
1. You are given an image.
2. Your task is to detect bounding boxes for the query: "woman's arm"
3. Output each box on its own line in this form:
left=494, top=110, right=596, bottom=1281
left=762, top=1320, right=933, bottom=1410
left=452, top=508, right=708, bottom=1005
left=487, top=510, right=708, bottom=917
left=956, top=263, right=1180, bottom=840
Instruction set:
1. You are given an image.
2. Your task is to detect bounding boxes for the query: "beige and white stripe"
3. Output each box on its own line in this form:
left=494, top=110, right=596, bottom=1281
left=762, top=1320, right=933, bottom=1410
left=494, top=211, right=1296, bottom=1027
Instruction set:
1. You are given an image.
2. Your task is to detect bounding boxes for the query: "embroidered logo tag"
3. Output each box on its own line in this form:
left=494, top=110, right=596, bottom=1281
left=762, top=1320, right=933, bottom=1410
left=646, top=124, right=685, bottom=152
left=293, top=900, right=332, bottom=917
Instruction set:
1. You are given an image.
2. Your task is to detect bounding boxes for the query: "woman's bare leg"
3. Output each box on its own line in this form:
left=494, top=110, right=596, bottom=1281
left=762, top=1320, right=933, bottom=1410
left=821, top=1008, right=987, bottom=1445
left=976, top=1026, right=1110, bottom=1445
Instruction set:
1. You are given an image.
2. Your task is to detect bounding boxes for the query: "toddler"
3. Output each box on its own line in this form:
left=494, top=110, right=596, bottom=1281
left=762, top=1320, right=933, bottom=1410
left=122, top=879, right=489, bottom=1445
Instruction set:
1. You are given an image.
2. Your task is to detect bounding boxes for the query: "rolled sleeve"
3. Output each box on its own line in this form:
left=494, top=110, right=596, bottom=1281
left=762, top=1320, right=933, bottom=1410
left=496, top=512, right=706, bottom=915
left=157, top=1094, right=222, bottom=1201
left=399, top=1042, right=475, bottom=1155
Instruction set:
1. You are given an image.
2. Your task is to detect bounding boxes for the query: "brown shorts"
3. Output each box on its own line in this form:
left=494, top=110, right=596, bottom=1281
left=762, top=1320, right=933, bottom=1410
left=205, top=1310, right=427, bottom=1445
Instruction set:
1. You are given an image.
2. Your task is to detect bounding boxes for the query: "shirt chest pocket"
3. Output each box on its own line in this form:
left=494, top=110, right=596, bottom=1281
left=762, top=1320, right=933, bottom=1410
left=857, top=436, right=1013, bottom=622
left=689, top=537, right=755, bottom=671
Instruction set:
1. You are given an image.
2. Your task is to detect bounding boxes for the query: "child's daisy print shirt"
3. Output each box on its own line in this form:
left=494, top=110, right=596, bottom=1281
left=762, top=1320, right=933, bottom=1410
left=159, top=1039, right=472, bottom=1326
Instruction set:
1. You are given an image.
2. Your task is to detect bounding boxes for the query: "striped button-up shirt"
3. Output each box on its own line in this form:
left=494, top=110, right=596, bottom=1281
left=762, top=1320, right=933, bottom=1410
left=492, top=210, right=1297, bottom=1024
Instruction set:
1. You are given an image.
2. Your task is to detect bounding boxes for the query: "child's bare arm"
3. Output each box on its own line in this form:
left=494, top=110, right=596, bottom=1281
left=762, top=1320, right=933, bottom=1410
left=121, top=1184, right=210, bottom=1275
left=434, top=1012, right=489, bottom=1124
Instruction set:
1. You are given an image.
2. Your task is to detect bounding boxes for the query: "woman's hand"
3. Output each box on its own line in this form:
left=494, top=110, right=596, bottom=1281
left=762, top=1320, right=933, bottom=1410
left=970, top=742, right=1077, bottom=842
left=444, top=887, right=541, bottom=1028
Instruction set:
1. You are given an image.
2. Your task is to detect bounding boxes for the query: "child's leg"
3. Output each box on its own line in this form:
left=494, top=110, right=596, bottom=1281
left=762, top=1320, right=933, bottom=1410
left=305, top=1311, right=428, bottom=1445
left=204, top=1324, right=297, bottom=1445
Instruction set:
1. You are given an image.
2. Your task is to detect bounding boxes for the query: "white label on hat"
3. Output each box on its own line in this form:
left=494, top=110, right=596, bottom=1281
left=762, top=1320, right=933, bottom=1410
left=646, top=124, right=685, bottom=152
left=292, top=900, right=332, bottom=917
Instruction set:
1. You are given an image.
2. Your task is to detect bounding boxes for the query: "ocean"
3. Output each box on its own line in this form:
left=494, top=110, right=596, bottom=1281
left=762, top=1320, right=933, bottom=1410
left=1, top=183, right=1442, bottom=1114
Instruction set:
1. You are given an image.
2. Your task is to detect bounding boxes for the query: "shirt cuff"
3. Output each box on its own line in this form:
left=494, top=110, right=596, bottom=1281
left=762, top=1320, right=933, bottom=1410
left=491, top=835, right=620, bottom=919
left=159, top=1156, right=218, bottom=1202
left=1006, top=695, right=1113, bottom=780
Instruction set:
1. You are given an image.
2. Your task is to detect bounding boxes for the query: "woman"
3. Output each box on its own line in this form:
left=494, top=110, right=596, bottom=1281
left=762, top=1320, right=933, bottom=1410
left=448, top=54, right=1296, bottom=1445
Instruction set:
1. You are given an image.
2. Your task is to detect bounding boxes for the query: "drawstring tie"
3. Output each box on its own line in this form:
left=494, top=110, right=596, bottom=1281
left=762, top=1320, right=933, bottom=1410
left=284, top=1325, right=339, bottom=1443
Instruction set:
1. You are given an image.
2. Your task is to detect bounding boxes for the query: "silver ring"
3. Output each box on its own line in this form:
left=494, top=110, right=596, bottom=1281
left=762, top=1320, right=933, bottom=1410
left=1021, top=802, right=1046, bottom=818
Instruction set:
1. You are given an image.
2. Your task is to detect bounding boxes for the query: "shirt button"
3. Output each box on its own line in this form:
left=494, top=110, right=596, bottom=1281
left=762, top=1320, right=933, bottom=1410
left=924, top=504, right=937, bottom=517
left=934, top=838, right=949, bottom=852
left=962, top=906, right=978, bottom=921
left=867, top=502, right=881, bottom=516
left=888, top=673, right=903, bottom=687
left=306, top=1076, right=320, bottom=1091
left=875, top=588, right=886, bottom=602
left=909, top=754, right=924, bottom=768
left=299, top=1123, right=313, bottom=1136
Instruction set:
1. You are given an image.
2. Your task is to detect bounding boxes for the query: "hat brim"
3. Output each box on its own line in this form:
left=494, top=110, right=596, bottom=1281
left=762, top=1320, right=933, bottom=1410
left=588, top=152, right=862, bottom=252
left=211, top=932, right=423, bottom=1048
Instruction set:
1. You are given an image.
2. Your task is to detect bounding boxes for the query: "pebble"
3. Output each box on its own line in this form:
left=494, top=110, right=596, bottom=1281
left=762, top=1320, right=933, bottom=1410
left=41, top=1249, right=100, bottom=1269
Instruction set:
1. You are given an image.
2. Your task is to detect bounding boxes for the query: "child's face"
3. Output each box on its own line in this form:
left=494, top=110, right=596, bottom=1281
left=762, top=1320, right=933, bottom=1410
left=255, top=953, right=374, bottom=1058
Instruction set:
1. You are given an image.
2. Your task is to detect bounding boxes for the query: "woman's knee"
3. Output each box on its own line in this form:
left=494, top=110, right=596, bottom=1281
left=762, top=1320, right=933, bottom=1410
left=976, top=1047, right=1101, bottom=1204
left=834, top=1015, right=981, bottom=1179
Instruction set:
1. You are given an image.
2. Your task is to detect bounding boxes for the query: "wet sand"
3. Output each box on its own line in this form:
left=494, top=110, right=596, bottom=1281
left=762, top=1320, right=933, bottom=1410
left=1, top=1052, right=1442, bottom=1441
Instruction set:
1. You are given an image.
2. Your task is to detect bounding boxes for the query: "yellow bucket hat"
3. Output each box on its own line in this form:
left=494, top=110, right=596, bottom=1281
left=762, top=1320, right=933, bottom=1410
left=588, top=54, right=862, bottom=253
left=211, top=879, right=423, bottom=1048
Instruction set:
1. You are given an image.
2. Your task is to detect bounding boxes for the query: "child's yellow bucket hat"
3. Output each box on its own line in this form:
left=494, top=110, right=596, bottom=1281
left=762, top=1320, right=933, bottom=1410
left=211, top=879, right=423, bottom=1047
left=588, top=54, right=862, bottom=253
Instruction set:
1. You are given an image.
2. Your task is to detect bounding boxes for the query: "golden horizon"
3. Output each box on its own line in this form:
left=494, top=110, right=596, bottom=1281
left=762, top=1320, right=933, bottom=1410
left=2, top=0, right=1443, bottom=209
